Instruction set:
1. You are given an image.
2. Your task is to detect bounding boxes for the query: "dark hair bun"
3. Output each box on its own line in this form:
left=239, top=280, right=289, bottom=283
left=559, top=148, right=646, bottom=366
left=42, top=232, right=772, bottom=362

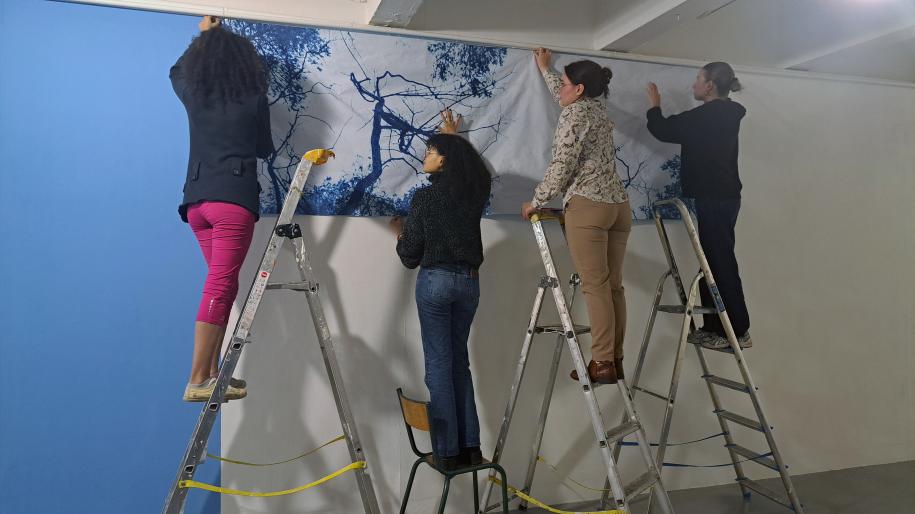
left=602, top=67, right=613, bottom=84
left=563, top=60, right=612, bottom=99
left=729, top=77, right=742, bottom=92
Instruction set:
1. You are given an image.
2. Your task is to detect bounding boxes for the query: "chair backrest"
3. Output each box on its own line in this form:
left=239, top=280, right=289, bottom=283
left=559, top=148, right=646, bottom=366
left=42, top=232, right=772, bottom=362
left=397, top=388, right=430, bottom=431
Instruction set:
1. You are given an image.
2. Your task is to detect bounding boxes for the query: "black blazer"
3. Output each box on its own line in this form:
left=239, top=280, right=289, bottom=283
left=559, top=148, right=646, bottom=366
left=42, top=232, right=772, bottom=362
left=170, top=55, right=274, bottom=222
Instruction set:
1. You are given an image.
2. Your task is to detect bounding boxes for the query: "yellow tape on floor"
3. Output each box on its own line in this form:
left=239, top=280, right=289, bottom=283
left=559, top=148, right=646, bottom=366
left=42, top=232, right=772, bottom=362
left=180, top=461, right=365, bottom=497
left=488, top=476, right=625, bottom=514
left=205, top=435, right=345, bottom=467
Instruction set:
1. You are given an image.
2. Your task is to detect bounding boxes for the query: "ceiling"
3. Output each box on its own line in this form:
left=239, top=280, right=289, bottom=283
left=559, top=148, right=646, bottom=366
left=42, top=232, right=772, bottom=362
left=63, top=0, right=915, bottom=83
left=385, top=0, right=915, bottom=82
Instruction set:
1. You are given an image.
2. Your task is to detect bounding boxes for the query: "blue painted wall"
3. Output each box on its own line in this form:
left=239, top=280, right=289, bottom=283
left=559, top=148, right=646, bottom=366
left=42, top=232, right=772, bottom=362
left=0, top=1, right=220, bottom=512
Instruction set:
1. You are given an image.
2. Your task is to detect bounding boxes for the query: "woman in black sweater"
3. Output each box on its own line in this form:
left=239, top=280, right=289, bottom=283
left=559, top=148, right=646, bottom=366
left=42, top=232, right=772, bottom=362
left=646, top=61, right=752, bottom=350
left=391, top=111, right=491, bottom=471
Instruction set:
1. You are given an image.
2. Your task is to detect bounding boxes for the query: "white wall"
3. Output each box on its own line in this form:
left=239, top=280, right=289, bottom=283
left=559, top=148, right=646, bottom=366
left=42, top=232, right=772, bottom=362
left=218, top=71, right=915, bottom=513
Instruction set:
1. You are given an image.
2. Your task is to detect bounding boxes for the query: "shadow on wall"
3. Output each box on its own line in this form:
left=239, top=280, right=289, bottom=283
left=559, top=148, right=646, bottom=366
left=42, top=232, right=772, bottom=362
left=216, top=92, right=408, bottom=512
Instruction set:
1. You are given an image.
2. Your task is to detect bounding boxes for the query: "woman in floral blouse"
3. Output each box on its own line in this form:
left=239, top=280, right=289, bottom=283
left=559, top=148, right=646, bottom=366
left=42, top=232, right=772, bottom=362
left=522, top=48, right=631, bottom=385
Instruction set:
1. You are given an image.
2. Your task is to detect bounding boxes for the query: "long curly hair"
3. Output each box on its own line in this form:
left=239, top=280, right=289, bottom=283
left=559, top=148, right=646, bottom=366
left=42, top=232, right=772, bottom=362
left=426, top=134, right=492, bottom=212
left=180, top=25, right=267, bottom=103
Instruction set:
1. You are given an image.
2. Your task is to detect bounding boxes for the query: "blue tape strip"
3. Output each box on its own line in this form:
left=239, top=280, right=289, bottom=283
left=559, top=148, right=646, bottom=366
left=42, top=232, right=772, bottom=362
left=662, top=452, right=774, bottom=468
left=619, top=431, right=726, bottom=448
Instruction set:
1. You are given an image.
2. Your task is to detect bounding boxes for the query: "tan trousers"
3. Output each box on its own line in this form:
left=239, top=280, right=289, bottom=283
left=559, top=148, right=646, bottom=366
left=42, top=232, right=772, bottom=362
left=564, top=196, right=632, bottom=362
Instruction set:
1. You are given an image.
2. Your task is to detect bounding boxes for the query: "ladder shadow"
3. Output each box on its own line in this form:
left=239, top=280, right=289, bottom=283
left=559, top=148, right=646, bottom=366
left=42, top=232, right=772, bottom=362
left=217, top=219, right=338, bottom=513
left=218, top=214, right=403, bottom=513
left=296, top=214, right=411, bottom=512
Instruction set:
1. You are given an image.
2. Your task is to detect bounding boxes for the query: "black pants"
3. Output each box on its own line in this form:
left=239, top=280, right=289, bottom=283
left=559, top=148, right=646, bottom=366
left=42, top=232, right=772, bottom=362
left=694, top=198, right=750, bottom=337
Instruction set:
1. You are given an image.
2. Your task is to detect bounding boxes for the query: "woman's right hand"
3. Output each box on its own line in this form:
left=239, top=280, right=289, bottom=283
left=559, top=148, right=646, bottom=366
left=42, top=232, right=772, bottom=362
left=198, top=15, right=220, bottom=32
left=389, top=216, right=406, bottom=237
left=647, top=82, right=661, bottom=108
left=534, top=48, right=552, bottom=72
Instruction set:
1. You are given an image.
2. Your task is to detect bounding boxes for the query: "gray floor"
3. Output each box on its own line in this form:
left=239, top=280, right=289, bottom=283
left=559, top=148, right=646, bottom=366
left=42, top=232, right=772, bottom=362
left=510, top=461, right=915, bottom=514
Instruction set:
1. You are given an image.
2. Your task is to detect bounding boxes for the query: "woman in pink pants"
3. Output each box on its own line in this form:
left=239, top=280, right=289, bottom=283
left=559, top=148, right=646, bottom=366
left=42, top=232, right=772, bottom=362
left=170, top=16, right=274, bottom=401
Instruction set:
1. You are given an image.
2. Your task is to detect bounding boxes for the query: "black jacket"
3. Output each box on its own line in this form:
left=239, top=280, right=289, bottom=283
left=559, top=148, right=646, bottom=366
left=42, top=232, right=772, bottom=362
left=646, top=99, right=746, bottom=200
left=170, top=56, right=274, bottom=222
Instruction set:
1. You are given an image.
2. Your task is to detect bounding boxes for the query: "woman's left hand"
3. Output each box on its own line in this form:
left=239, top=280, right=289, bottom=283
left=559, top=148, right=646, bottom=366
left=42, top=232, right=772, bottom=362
left=389, top=216, right=405, bottom=236
left=439, top=109, right=462, bottom=134
left=521, top=202, right=539, bottom=220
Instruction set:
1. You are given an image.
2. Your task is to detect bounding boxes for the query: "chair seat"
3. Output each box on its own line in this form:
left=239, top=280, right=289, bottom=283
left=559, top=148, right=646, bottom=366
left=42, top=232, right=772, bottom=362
left=423, top=454, right=493, bottom=474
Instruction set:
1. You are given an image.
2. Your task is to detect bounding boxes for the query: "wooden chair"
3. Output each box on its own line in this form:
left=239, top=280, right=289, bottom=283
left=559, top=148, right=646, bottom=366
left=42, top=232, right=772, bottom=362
left=396, top=388, right=509, bottom=514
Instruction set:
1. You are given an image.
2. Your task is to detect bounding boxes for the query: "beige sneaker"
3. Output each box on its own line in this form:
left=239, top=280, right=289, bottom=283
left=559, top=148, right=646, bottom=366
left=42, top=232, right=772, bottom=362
left=210, top=376, right=247, bottom=389
left=183, top=378, right=247, bottom=402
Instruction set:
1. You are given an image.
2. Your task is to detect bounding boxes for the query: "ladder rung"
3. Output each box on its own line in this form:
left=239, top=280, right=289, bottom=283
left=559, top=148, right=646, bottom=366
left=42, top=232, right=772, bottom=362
left=727, top=444, right=778, bottom=471
left=624, top=471, right=658, bottom=502
left=266, top=281, right=315, bottom=291
left=703, top=374, right=750, bottom=393
left=739, top=477, right=794, bottom=509
left=605, top=420, right=640, bottom=444
left=632, top=386, right=671, bottom=402
left=534, top=324, right=590, bottom=335
left=657, top=304, right=717, bottom=315
left=715, top=409, right=764, bottom=432
left=692, top=339, right=736, bottom=353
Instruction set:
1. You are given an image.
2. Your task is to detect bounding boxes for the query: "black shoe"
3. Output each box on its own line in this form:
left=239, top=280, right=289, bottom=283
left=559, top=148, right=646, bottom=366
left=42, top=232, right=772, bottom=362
left=435, top=455, right=461, bottom=472
left=460, top=446, right=483, bottom=466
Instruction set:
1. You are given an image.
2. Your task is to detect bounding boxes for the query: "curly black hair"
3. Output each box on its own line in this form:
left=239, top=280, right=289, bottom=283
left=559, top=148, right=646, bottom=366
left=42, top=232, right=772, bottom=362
left=180, top=24, right=267, bottom=103
left=426, top=134, right=492, bottom=212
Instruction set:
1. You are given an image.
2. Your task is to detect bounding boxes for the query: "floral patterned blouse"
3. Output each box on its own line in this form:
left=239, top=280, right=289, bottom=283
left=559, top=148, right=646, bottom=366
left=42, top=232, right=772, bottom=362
left=531, top=69, right=628, bottom=209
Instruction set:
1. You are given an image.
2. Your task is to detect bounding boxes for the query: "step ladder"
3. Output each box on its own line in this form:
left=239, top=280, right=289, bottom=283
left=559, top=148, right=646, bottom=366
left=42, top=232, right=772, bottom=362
left=162, top=149, right=381, bottom=514
left=478, top=209, right=675, bottom=514
left=599, top=198, right=804, bottom=513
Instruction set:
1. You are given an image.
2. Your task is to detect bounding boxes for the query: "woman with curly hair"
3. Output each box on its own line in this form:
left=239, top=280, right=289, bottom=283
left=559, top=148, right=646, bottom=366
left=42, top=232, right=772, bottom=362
left=390, top=111, right=492, bottom=471
left=170, top=16, right=274, bottom=402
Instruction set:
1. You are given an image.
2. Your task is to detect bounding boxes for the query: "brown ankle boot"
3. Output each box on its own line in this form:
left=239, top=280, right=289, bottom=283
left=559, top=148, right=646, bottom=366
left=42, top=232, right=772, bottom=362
left=615, top=358, right=624, bottom=380
left=570, top=360, right=618, bottom=384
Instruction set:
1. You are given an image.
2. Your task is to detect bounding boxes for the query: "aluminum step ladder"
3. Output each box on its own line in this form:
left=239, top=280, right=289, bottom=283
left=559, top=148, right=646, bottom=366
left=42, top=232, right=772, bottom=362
left=162, top=149, right=381, bottom=514
left=600, top=198, right=804, bottom=513
left=478, top=209, right=675, bottom=514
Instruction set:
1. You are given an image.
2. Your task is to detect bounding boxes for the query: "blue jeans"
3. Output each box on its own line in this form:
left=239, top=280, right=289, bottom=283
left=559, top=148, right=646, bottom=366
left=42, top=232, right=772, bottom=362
left=416, top=264, right=481, bottom=458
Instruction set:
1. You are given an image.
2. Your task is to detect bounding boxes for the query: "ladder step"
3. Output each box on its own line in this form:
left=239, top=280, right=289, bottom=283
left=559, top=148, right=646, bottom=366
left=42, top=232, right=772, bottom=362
left=739, top=477, right=794, bottom=509
left=534, top=324, right=590, bottom=335
left=631, top=386, right=671, bottom=402
left=266, top=281, right=315, bottom=291
left=715, top=409, right=765, bottom=432
left=690, top=338, right=736, bottom=353
left=605, top=420, right=640, bottom=444
left=727, top=444, right=779, bottom=471
left=657, top=304, right=717, bottom=315
left=703, top=374, right=750, bottom=393
left=624, top=471, right=658, bottom=502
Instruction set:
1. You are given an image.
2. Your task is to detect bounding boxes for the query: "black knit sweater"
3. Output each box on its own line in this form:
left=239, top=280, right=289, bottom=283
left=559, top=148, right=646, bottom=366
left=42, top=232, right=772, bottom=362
left=396, top=175, right=488, bottom=270
left=646, top=99, right=746, bottom=200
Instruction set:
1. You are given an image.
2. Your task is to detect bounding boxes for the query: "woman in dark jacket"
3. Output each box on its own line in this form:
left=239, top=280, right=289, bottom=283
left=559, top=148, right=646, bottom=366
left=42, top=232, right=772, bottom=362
left=170, top=16, right=274, bottom=401
left=390, top=111, right=491, bottom=471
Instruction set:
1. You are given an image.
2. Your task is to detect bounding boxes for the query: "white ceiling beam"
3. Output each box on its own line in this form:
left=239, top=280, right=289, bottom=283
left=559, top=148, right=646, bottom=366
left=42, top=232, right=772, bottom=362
left=47, top=0, right=915, bottom=88
left=780, top=23, right=915, bottom=70
left=366, top=0, right=425, bottom=28
left=593, top=0, right=737, bottom=52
